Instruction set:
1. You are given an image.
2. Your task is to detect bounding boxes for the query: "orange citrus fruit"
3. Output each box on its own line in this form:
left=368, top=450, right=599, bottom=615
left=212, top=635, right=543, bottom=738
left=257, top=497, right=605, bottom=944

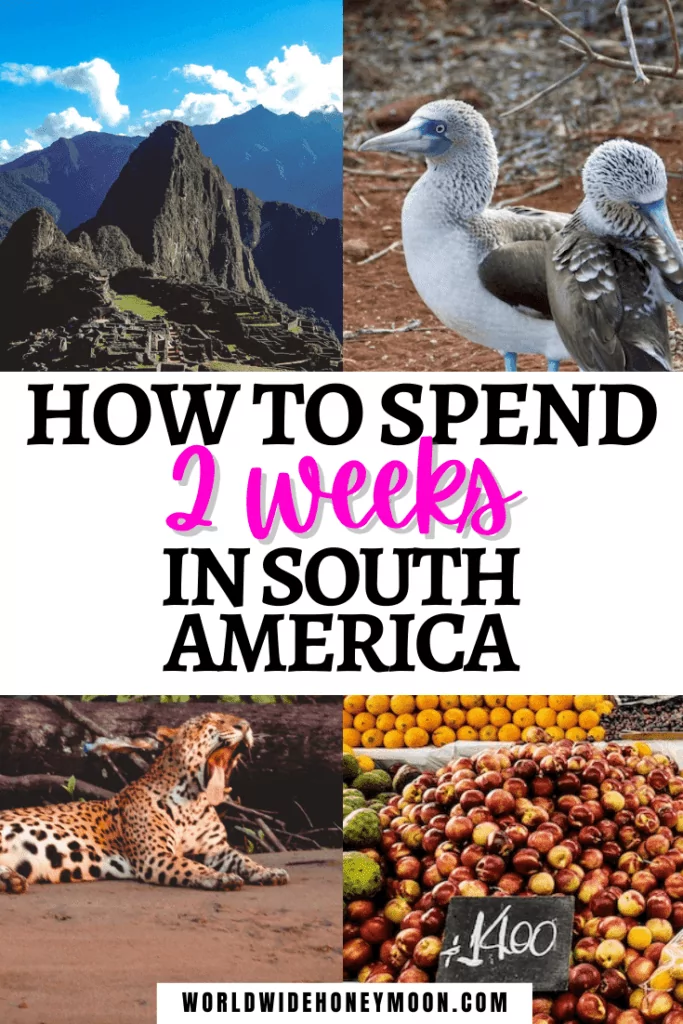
left=432, top=725, right=456, bottom=747
left=390, top=695, right=415, bottom=716
left=498, top=724, right=521, bottom=742
left=416, top=695, right=440, bottom=711
left=365, top=695, right=391, bottom=716
left=394, top=713, right=417, bottom=734
left=548, top=696, right=574, bottom=712
left=467, top=707, right=489, bottom=729
left=405, top=727, right=430, bottom=748
left=513, top=708, right=535, bottom=729
left=361, top=728, right=384, bottom=749
left=376, top=712, right=396, bottom=733
left=456, top=725, right=478, bottom=741
left=484, top=695, right=506, bottom=708
left=416, top=708, right=442, bottom=732
left=443, top=707, right=466, bottom=729
left=343, top=695, right=366, bottom=715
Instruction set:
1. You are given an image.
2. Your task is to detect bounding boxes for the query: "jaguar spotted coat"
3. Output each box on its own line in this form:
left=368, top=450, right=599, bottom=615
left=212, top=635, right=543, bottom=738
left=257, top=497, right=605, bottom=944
left=0, top=712, right=289, bottom=894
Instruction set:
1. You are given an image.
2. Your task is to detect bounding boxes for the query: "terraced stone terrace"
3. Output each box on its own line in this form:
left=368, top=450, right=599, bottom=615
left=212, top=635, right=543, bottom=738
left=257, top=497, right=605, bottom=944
left=4, top=277, right=341, bottom=372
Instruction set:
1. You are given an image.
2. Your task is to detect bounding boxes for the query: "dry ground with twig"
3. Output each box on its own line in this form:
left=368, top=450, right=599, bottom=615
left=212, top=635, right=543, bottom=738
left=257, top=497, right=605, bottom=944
left=344, top=0, right=683, bottom=371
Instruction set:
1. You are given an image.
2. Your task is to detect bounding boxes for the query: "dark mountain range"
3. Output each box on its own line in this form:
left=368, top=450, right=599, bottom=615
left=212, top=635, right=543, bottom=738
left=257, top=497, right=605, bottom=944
left=194, top=105, right=342, bottom=218
left=0, top=173, right=59, bottom=239
left=236, top=190, right=341, bottom=337
left=0, top=133, right=141, bottom=237
left=0, top=106, right=341, bottom=241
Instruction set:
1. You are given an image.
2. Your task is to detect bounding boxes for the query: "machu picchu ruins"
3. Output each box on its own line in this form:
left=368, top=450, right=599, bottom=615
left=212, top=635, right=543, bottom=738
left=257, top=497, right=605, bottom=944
left=0, top=121, right=341, bottom=372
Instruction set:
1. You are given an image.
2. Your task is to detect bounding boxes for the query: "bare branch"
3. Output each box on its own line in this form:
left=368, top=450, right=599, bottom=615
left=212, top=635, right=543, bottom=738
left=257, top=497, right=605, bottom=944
left=357, top=240, right=403, bottom=265
left=256, top=816, right=288, bottom=853
left=223, top=798, right=277, bottom=820
left=616, top=0, right=650, bottom=83
left=362, top=184, right=414, bottom=193
left=293, top=799, right=314, bottom=829
left=36, top=695, right=149, bottom=771
left=0, top=773, right=114, bottom=801
left=344, top=167, right=420, bottom=179
left=520, top=0, right=683, bottom=80
left=346, top=183, right=373, bottom=209
left=518, top=0, right=596, bottom=58
left=232, top=825, right=273, bottom=852
left=559, top=36, right=682, bottom=76
left=343, top=319, right=423, bottom=340
left=662, top=0, right=681, bottom=76
left=500, top=61, right=594, bottom=118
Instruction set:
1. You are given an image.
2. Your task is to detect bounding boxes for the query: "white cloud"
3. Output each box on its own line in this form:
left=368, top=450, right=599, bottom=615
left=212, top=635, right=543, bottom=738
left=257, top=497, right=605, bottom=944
left=1, top=58, right=129, bottom=125
left=0, top=44, right=341, bottom=154
left=177, top=44, right=342, bottom=120
left=129, top=92, right=246, bottom=131
left=0, top=106, right=100, bottom=164
left=127, top=108, right=173, bottom=135
left=173, top=92, right=247, bottom=125
left=0, top=137, right=42, bottom=164
left=247, top=45, right=342, bottom=115
left=181, top=65, right=253, bottom=108
left=27, top=107, right=102, bottom=141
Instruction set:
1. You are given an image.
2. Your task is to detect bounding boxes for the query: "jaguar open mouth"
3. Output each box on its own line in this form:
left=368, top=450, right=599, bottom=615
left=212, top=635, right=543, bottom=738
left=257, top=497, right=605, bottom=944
left=204, top=737, right=250, bottom=806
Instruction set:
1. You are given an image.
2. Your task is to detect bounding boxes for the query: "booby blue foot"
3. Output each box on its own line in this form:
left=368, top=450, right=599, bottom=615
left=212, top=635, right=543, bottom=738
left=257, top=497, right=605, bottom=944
left=503, top=352, right=518, bottom=372
left=547, top=359, right=560, bottom=372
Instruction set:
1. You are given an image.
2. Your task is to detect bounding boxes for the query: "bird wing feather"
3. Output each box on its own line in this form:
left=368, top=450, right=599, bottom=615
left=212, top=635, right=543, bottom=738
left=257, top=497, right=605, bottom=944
left=477, top=239, right=552, bottom=319
left=547, top=228, right=670, bottom=371
left=499, top=205, right=569, bottom=240
left=642, top=235, right=683, bottom=301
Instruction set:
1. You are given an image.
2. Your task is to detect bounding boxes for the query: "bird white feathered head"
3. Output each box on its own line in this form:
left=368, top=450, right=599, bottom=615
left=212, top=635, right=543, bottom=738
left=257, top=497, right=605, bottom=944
left=583, top=139, right=668, bottom=207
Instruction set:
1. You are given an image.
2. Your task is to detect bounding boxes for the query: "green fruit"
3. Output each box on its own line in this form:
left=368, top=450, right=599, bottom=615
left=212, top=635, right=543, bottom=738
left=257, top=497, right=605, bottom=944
left=343, top=753, right=360, bottom=783
left=343, top=851, right=383, bottom=901
left=373, top=792, right=393, bottom=806
left=353, top=770, right=392, bottom=797
left=343, top=808, right=382, bottom=849
left=342, top=790, right=366, bottom=813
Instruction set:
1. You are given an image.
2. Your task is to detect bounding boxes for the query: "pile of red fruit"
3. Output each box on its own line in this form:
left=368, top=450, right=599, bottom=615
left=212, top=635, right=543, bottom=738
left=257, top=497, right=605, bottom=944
left=343, top=739, right=683, bottom=1024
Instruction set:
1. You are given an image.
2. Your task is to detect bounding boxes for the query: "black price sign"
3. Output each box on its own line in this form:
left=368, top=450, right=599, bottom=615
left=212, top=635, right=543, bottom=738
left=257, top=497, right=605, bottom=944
left=436, top=896, right=574, bottom=992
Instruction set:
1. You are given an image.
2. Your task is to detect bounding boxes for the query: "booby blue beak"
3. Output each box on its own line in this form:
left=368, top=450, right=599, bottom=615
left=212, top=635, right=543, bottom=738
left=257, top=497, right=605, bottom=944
left=359, top=118, right=452, bottom=157
left=636, top=198, right=683, bottom=267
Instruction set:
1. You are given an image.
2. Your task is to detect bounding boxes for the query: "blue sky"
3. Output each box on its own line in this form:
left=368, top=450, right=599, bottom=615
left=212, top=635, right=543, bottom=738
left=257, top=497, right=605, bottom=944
left=0, top=0, right=341, bottom=161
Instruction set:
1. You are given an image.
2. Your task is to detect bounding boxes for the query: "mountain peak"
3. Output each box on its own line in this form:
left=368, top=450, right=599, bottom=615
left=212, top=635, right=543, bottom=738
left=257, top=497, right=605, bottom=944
left=72, top=119, right=267, bottom=297
left=3, top=206, right=61, bottom=258
left=0, top=204, right=109, bottom=339
left=137, top=120, right=201, bottom=160
left=150, top=119, right=195, bottom=140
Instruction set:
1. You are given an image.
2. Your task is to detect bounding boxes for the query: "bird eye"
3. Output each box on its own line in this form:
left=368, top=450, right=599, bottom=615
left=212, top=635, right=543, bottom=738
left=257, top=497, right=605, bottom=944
left=435, top=124, right=446, bottom=134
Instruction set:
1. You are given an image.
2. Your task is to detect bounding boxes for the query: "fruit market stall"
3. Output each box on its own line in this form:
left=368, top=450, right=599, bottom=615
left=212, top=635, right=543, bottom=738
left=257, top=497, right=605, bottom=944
left=343, top=696, right=617, bottom=754
left=343, top=734, right=683, bottom=1024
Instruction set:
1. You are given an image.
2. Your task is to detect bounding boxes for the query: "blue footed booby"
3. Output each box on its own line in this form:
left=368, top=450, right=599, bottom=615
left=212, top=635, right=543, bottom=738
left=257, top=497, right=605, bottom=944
left=545, top=139, right=683, bottom=371
left=359, top=99, right=571, bottom=371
